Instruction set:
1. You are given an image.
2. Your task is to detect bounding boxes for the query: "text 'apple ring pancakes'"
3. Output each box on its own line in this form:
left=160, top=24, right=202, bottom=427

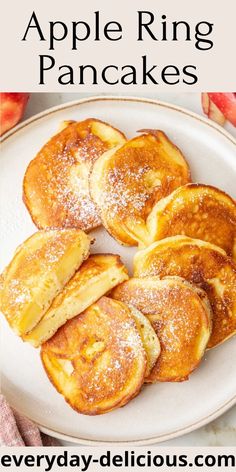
left=134, top=236, right=236, bottom=349
left=147, top=183, right=236, bottom=257
left=23, top=118, right=126, bottom=232
left=24, top=254, right=129, bottom=347
left=90, top=130, right=191, bottom=246
left=41, top=297, right=159, bottom=415
left=0, top=229, right=91, bottom=336
left=112, top=277, right=212, bottom=382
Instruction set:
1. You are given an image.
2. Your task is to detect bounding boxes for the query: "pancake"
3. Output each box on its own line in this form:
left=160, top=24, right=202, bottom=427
left=41, top=297, right=147, bottom=415
left=147, top=183, right=236, bottom=256
left=90, top=130, right=191, bottom=246
left=23, top=118, right=126, bottom=232
left=134, top=236, right=236, bottom=348
left=0, top=229, right=90, bottom=335
left=24, top=254, right=129, bottom=347
left=112, top=277, right=212, bottom=382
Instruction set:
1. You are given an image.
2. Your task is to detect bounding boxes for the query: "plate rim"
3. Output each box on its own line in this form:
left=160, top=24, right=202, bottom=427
left=1, top=95, right=236, bottom=146
left=1, top=95, right=236, bottom=445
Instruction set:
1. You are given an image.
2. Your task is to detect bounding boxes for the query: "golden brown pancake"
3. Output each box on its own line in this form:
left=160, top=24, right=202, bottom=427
left=0, top=229, right=90, bottom=335
left=112, top=277, right=212, bottom=382
left=24, top=254, right=129, bottom=347
left=41, top=297, right=147, bottom=415
left=90, top=130, right=191, bottom=246
left=147, top=183, right=236, bottom=257
left=134, top=236, right=236, bottom=348
left=23, top=119, right=126, bottom=232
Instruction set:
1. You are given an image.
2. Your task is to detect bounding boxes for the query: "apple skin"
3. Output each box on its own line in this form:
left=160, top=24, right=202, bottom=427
left=201, top=93, right=226, bottom=126
left=208, top=93, right=236, bottom=127
left=0, top=93, right=30, bottom=136
left=202, top=92, right=236, bottom=127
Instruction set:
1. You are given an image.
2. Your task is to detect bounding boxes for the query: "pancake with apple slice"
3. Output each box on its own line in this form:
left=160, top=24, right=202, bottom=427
left=134, top=236, right=236, bottom=348
left=112, top=276, right=212, bottom=382
left=23, top=118, right=126, bottom=232
left=147, top=184, right=236, bottom=259
left=0, top=229, right=91, bottom=336
left=41, top=297, right=149, bottom=415
left=24, top=254, right=129, bottom=347
left=90, top=130, right=191, bottom=246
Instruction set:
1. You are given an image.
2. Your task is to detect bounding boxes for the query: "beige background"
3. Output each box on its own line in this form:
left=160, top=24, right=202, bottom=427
left=1, top=0, right=236, bottom=91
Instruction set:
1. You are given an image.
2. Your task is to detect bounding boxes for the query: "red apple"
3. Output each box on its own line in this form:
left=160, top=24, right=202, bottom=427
left=201, top=92, right=226, bottom=126
left=201, top=93, right=236, bottom=127
left=0, top=93, right=30, bottom=136
left=208, top=93, right=236, bottom=127
left=208, top=98, right=226, bottom=126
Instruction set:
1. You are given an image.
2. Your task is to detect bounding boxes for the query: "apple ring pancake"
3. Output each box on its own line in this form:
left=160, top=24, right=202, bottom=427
left=90, top=130, right=191, bottom=246
left=0, top=229, right=90, bottom=335
left=134, top=236, right=236, bottom=348
left=41, top=297, right=147, bottom=415
left=147, top=183, right=236, bottom=257
left=23, top=118, right=126, bottom=232
left=25, top=254, right=128, bottom=347
left=112, top=277, right=212, bottom=382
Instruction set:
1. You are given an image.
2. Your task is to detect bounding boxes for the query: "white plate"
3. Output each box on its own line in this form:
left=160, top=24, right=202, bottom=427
left=1, top=96, right=236, bottom=445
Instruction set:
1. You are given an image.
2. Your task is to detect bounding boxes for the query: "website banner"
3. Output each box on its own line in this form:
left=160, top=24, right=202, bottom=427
left=1, top=0, right=235, bottom=91
left=1, top=447, right=236, bottom=471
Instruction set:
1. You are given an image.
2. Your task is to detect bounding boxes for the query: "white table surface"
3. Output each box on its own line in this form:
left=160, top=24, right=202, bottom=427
left=22, top=92, right=236, bottom=446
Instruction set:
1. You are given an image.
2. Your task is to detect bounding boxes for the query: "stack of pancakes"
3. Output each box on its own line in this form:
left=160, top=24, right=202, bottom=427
left=1, top=118, right=235, bottom=415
